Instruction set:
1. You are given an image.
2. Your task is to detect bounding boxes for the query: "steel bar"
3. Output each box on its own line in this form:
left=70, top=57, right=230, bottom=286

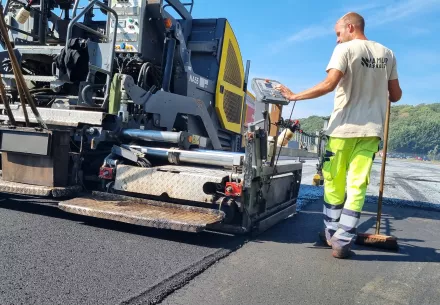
left=122, top=129, right=182, bottom=144
left=126, top=145, right=243, bottom=167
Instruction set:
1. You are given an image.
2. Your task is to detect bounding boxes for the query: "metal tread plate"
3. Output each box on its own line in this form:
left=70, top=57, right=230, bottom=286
left=0, top=176, right=82, bottom=197
left=1, top=74, right=59, bottom=82
left=58, top=192, right=225, bottom=232
left=114, top=165, right=231, bottom=203
left=0, top=106, right=105, bottom=126
left=16, top=45, right=64, bottom=55
left=156, top=165, right=233, bottom=177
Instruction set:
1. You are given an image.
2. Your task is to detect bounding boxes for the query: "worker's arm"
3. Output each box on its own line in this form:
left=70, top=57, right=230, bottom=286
left=275, top=69, right=343, bottom=101
left=388, top=52, right=402, bottom=103
left=388, top=79, right=402, bottom=102
left=275, top=43, right=347, bottom=101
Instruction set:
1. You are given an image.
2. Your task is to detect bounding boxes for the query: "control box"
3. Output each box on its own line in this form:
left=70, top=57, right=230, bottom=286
left=251, top=78, right=289, bottom=105
left=108, top=0, right=142, bottom=53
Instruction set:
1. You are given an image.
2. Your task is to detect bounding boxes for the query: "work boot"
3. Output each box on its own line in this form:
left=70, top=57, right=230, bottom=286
left=318, top=231, right=332, bottom=247
left=331, top=246, right=353, bottom=259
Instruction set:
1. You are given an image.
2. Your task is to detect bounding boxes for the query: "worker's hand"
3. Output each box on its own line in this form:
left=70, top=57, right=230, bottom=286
left=274, top=84, right=295, bottom=101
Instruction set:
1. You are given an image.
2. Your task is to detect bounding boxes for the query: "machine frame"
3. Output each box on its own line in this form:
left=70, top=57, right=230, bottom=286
left=0, top=0, right=320, bottom=234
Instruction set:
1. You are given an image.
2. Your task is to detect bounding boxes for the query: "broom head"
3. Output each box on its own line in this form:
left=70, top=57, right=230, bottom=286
left=355, top=232, right=399, bottom=251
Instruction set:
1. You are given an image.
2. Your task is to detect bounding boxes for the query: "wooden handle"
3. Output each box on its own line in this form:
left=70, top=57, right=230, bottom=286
left=0, top=6, right=46, bottom=128
left=0, top=70, right=16, bottom=125
left=375, top=100, right=391, bottom=235
left=270, top=104, right=282, bottom=167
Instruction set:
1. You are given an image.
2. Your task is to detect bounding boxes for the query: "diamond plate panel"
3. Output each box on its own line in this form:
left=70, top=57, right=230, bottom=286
left=113, top=165, right=230, bottom=203
left=0, top=106, right=105, bottom=126
left=157, top=165, right=232, bottom=177
left=1, top=74, right=58, bottom=82
left=58, top=192, right=225, bottom=233
left=0, top=177, right=81, bottom=197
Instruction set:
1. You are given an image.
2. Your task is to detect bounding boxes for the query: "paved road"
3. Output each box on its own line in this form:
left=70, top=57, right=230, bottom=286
left=160, top=159, right=440, bottom=305
left=0, top=159, right=319, bottom=305
left=161, top=200, right=440, bottom=305
left=1, top=159, right=438, bottom=305
left=368, top=159, right=440, bottom=206
left=0, top=196, right=245, bottom=305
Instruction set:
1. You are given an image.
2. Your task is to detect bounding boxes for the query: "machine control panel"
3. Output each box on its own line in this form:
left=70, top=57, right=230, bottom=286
left=108, top=0, right=141, bottom=53
left=251, top=78, right=289, bottom=105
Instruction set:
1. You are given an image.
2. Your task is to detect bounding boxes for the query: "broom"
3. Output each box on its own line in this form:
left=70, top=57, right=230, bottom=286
left=355, top=100, right=398, bottom=251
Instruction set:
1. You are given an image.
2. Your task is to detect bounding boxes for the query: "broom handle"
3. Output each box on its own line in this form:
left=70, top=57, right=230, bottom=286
left=0, top=6, right=46, bottom=129
left=376, top=100, right=391, bottom=235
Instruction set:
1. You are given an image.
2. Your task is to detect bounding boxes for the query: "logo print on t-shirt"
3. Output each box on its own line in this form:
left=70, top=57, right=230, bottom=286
left=361, top=57, right=388, bottom=69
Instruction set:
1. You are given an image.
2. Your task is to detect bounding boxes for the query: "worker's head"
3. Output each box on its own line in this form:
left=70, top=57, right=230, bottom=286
left=335, top=12, right=365, bottom=44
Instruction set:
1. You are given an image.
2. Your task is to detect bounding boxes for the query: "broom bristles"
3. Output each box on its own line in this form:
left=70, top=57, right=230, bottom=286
left=355, top=233, right=399, bottom=251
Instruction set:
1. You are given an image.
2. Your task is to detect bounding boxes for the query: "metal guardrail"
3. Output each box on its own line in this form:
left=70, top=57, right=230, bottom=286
left=291, top=132, right=319, bottom=152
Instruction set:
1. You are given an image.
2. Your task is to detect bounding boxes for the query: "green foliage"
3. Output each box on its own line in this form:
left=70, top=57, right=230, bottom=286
left=297, top=115, right=328, bottom=134
left=388, top=103, right=440, bottom=154
left=298, top=103, right=440, bottom=154
left=428, top=145, right=439, bottom=161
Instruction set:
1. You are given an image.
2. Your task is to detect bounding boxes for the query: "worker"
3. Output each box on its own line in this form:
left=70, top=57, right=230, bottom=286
left=274, top=12, right=402, bottom=259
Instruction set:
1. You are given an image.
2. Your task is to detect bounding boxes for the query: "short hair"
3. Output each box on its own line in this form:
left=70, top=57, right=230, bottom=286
left=338, top=12, right=365, bottom=32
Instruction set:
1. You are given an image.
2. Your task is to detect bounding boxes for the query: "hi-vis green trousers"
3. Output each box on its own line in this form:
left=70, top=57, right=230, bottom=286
left=322, top=136, right=380, bottom=250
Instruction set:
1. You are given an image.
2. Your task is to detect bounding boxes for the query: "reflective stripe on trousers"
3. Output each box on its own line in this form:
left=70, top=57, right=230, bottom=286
left=322, top=136, right=380, bottom=250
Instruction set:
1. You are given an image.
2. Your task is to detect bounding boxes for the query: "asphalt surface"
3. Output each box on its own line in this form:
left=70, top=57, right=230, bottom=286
left=0, top=196, right=245, bottom=305
left=1, top=159, right=438, bottom=305
left=160, top=159, right=440, bottom=305
left=367, top=159, right=440, bottom=207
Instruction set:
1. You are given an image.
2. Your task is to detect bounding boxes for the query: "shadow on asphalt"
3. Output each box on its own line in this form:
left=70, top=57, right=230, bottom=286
left=2, top=192, right=439, bottom=264
left=0, top=194, right=244, bottom=250
left=254, top=196, right=440, bottom=263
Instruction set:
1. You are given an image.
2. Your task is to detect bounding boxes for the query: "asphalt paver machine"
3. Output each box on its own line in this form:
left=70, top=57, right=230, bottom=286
left=0, top=0, right=317, bottom=234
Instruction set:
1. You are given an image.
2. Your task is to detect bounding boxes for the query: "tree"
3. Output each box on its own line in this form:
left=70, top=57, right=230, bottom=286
left=298, top=103, right=440, bottom=156
left=428, top=144, right=439, bottom=161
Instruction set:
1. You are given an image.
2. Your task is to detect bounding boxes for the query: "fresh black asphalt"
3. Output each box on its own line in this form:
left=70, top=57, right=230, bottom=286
left=0, top=195, right=245, bottom=305
left=1, top=160, right=439, bottom=305
left=160, top=197, right=440, bottom=305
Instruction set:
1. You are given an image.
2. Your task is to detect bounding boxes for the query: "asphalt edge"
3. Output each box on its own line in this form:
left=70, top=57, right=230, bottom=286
left=296, top=185, right=440, bottom=213
left=120, top=240, right=246, bottom=305
left=366, top=196, right=440, bottom=212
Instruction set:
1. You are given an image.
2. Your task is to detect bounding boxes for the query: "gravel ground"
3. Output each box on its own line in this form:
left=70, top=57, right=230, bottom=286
left=367, top=159, right=440, bottom=208
left=299, top=158, right=440, bottom=211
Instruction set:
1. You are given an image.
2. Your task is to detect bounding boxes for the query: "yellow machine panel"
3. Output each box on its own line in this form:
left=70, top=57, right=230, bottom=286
left=215, top=20, right=245, bottom=134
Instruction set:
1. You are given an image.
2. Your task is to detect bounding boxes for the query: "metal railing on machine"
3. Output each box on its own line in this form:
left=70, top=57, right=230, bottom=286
left=67, top=0, right=118, bottom=108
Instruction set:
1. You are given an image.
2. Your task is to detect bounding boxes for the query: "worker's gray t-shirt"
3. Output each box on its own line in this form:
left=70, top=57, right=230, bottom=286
left=325, top=39, right=398, bottom=139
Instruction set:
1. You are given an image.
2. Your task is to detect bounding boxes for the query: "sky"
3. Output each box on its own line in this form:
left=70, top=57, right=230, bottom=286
left=187, top=0, right=440, bottom=119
